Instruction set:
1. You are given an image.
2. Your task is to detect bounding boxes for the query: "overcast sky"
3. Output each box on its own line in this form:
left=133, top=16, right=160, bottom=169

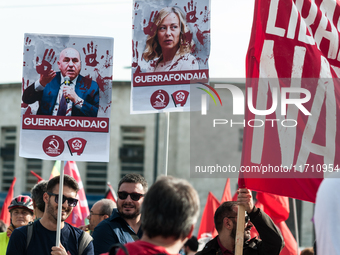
left=0, top=0, right=254, bottom=84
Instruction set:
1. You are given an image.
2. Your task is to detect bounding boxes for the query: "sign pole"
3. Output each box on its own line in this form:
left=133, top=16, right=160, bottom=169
left=163, top=112, right=170, bottom=176
left=235, top=205, right=245, bottom=255
left=292, top=199, right=300, bottom=255
left=56, top=160, right=65, bottom=247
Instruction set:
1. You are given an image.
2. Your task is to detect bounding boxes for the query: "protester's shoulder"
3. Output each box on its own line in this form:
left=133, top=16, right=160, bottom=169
left=64, top=222, right=84, bottom=237
left=118, top=241, right=169, bottom=255
left=93, top=209, right=121, bottom=234
left=196, top=237, right=219, bottom=255
left=12, top=224, right=30, bottom=236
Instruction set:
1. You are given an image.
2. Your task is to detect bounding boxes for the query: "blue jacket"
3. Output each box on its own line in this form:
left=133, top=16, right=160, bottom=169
left=22, top=72, right=99, bottom=117
left=92, top=209, right=142, bottom=255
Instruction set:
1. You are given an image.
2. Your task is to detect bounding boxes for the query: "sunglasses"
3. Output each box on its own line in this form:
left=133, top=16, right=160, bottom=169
left=117, top=191, right=144, bottom=201
left=47, top=192, right=78, bottom=207
left=227, top=214, right=250, bottom=223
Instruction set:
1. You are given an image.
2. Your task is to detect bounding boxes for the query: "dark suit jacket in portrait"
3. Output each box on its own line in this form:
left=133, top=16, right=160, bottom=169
left=22, top=72, right=99, bottom=117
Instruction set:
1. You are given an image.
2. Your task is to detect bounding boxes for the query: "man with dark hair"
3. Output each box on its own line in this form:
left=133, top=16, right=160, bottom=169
left=183, top=236, right=199, bottom=255
left=115, top=176, right=200, bottom=255
left=30, top=180, right=48, bottom=219
left=80, top=199, right=116, bottom=232
left=196, top=189, right=284, bottom=255
left=7, top=175, right=94, bottom=255
left=92, top=174, right=148, bottom=255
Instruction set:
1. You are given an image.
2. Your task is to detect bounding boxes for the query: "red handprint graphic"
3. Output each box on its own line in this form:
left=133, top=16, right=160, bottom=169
left=101, top=50, right=113, bottom=69
left=83, top=41, right=99, bottom=67
left=134, top=2, right=139, bottom=15
left=36, top=49, right=57, bottom=75
left=25, top=36, right=32, bottom=51
left=194, top=24, right=210, bottom=45
left=143, top=11, right=159, bottom=37
left=21, top=78, right=30, bottom=108
left=200, top=6, right=210, bottom=23
left=184, top=0, right=198, bottom=23
left=182, top=31, right=193, bottom=46
left=132, top=40, right=141, bottom=73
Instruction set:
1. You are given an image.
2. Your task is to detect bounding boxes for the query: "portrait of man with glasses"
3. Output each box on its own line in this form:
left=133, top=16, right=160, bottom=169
left=79, top=199, right=116, bottom=232
left=92, top=173, right=148, bottom=255
left=7, top=174, right=94, bottom=255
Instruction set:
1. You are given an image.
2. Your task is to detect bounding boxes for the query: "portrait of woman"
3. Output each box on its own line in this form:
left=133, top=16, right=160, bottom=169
left=143, top=6, right=199, bottom=72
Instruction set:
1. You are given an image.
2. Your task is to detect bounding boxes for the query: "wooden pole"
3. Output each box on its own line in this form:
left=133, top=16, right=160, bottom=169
left=234, top=205, right=246, bottom=255
left=292, top=199, right=300, bottom=255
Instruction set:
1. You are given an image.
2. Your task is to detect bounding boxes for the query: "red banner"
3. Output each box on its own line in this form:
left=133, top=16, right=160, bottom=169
left=240, top=0, right=340, bottom=202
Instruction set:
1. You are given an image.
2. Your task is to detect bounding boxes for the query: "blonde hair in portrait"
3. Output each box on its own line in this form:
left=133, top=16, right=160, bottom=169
left=143, top=6, right=195, bottom=63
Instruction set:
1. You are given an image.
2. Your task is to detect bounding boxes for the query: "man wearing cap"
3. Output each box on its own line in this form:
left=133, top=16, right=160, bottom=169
left=0, top=195, right=34, bottom=254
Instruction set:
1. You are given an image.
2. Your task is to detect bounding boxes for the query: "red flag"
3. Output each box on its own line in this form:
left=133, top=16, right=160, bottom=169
left=276, top=221, right=299, bottom=255
left=0, top=177, right=16, bottom=226
left=105, top=182, right=117, bottom=203
left=221, top=179, right=232, bottom=203
left=63, top=161, right=90, bottom=227
left=197, top=192, right=220, bottom=241
left=30, top=170, right=44, bottom=183
left=239, top=0, right=340, bottom=202
left=256, top=193, right=298, bottom=255
left=256, top=192, right=289, bottom=222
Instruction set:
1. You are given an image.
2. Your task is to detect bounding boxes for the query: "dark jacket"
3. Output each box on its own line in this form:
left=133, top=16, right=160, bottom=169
left=92, top=208, right=142, bottom=255
left=196, top=207, right=284, bottom=255
left=22, top=72, right=99, bottom=117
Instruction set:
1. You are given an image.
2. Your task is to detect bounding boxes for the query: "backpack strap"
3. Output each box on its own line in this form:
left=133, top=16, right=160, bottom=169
left=78, top=231, right=93, bottom=255
left=26, top=221, right=34, bottom=251
left=109, top=243, right=129, bottom=255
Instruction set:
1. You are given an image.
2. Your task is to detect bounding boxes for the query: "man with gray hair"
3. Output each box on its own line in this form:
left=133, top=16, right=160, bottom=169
left=116, top=176, right=200, bottom=255
left=30, top=180, right=48, bottom=220
left=92, top=174, right=148, bottom=255
left=80, top=199, right=116, bottom=232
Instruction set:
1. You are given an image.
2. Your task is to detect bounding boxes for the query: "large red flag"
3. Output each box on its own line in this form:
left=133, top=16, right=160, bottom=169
left=221, top=178, right=232, bottom=203
left=0, top=177, right=16, bottom=226
left=59, top=161, right=90, bottom=227
left=197, top=192, right=220, bottom=241
left=238, top=0, right=340, bottom=202
left=256, top=193, right=298, bottom=255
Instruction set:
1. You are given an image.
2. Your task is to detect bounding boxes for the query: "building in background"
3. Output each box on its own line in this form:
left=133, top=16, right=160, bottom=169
left=0, top=80, right=314, bottom=247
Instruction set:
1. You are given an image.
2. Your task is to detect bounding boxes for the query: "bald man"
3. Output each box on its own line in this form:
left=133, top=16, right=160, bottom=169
left=79, top=199, right=116, bottom=232
left=22, top=47, right=99, bottom=117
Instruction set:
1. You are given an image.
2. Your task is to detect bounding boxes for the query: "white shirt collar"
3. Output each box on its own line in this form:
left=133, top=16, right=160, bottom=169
left=60, top=75, right=78, bottom=85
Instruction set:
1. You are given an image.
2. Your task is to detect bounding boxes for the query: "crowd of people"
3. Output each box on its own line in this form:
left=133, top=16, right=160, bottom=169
left=0, top=173, right=322, bottom=255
